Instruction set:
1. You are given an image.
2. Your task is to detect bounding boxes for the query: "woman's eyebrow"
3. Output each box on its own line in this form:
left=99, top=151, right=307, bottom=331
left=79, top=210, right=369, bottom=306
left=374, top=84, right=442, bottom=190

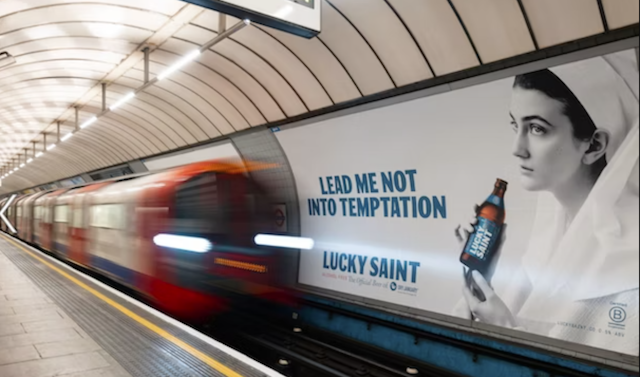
left=509, top=113, right=555, bottom=128
left=522, top=115, right=555, bottom=127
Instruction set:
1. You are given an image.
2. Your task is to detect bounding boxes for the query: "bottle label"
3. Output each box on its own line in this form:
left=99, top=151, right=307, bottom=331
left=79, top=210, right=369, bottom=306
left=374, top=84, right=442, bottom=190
left=463, top=218, right=501, bottom=262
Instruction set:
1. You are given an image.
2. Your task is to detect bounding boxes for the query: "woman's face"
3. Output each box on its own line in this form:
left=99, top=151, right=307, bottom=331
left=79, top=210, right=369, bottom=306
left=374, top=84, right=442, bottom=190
left=510, top=87, right=589, bottom=192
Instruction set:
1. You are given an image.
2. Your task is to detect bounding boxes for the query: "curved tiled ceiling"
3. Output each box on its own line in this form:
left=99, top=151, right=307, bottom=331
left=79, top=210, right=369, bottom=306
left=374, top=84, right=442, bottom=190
left=0, top=0, right=638, bottom=193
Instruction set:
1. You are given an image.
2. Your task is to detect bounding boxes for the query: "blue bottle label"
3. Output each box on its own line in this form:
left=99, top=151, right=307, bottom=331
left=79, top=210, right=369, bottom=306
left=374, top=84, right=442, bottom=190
left=463, top=218, right=501, bottom=262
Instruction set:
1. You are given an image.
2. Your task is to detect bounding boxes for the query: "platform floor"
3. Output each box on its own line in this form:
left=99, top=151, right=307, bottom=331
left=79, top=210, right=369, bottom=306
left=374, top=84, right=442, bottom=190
left=0, top=234, right=282, bottom=377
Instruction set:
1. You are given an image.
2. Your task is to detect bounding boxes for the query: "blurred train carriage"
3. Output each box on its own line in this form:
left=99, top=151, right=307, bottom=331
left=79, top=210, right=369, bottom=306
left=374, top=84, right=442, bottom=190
left=2, top=159, right=297, bottom=323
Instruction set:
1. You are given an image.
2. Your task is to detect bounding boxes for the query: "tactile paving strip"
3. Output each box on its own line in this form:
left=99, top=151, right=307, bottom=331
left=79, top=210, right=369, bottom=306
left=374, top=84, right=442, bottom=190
left=0, top=237, right=271, bottom=377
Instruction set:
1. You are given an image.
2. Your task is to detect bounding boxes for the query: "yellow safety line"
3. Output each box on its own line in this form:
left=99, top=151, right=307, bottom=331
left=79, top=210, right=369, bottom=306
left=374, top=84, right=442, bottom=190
left=1, top=234, right=244, bottom=377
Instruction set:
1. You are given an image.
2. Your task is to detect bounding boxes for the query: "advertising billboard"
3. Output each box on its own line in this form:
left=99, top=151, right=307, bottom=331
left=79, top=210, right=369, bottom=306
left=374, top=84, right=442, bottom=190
left=276, top=49, right=639, bottom=356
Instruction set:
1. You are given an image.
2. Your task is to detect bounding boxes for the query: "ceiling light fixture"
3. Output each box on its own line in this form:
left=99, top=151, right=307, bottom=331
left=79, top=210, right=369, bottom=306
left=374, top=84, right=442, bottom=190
left=0, top=51, right=16, bottom=69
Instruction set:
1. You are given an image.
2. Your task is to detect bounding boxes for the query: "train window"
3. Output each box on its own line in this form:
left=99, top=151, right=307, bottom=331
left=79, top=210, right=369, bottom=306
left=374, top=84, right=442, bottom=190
left=17, top=206, right=22, bottom=218
left=34, top=206, right=42, bottom=220
left=54, top=205, right=69, bottom=223
left=90, top=204, right=126, bottom=229
left=72, top=208, right=84, bottom=229
left=173, top=173, right=228, bottom=235
left=42, top=207, right=51, bottom=224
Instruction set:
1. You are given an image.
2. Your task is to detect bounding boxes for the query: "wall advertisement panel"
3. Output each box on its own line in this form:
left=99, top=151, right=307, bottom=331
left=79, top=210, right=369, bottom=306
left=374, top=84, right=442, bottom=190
left=276, top=49, right=639, bottom=357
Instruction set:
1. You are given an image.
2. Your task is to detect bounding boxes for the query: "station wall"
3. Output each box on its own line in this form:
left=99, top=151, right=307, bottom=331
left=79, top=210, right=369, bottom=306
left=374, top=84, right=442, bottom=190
left=276, top=48, right=640, bottom=360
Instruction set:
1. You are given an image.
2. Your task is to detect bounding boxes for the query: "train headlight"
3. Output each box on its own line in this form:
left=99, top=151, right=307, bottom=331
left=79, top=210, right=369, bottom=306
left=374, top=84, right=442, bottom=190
left=254, top=234, right=314, bottom=250
left=153, top=234, right=213, bottom=253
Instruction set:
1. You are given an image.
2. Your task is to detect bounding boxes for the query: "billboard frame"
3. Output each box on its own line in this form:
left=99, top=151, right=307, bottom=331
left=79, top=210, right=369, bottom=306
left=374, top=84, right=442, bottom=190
left=181, top=0, right=321, bottom=38
left=283, top=35, right=640, bottom=370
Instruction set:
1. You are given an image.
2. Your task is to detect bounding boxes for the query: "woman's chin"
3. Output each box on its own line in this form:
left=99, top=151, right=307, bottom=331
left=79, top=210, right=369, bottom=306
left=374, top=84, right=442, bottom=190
left=520, top=176, right=545, bottom=192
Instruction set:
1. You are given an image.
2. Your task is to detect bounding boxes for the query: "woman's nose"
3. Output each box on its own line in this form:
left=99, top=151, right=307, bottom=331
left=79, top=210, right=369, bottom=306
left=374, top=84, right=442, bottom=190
left=513, top=132, right=530, bottom=159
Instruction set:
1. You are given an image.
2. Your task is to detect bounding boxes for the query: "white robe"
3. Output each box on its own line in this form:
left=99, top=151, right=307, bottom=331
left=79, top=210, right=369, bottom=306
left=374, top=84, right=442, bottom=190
left=507, top=51, right=640, bottom=356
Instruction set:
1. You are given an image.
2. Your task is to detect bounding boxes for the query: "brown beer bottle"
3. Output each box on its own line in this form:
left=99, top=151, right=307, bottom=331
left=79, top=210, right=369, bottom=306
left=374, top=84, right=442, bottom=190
left=460, top=179, right=507, bottom=275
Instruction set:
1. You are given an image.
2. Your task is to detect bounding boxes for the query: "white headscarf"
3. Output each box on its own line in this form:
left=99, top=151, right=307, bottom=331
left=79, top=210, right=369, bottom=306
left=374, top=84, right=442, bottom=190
left=519, top=50, right=639, bottom=321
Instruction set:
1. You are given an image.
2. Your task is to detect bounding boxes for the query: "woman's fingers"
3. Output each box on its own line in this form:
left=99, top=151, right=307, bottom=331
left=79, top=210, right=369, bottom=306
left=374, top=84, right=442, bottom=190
left=456, top=204, right=481, bottom=244
left=463, top=222, right=475, bottom=236
left=455, top=225, right=473, bottom=244
left=454, top=225, right=463, bottom=243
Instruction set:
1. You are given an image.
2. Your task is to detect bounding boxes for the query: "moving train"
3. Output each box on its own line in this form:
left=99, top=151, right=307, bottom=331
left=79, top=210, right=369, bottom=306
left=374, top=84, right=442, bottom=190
left=0, top=159, right=297, bottom=323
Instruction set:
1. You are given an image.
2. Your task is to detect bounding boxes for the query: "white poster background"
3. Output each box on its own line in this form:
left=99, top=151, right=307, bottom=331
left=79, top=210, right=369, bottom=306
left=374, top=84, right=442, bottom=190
left=276, top=51, right=639, bottom=356
left=277, top=78, right=536, bottom=310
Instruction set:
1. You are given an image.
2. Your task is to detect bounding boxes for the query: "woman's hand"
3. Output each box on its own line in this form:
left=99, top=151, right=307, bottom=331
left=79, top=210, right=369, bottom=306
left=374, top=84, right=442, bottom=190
left=463, top=270, right=517, bottom=328
left=454, top=205, right=508, bottom=284
left=454, top=204, right=480, bottom=250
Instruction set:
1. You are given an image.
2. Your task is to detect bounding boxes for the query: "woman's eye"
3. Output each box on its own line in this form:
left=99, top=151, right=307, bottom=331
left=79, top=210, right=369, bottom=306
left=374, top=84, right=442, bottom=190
left=529, top=124, right=547, bottom=135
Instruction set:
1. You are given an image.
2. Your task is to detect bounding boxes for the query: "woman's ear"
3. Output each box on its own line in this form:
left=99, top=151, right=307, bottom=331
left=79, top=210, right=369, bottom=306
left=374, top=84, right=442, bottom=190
left=583, top=129, right=610, bottom=165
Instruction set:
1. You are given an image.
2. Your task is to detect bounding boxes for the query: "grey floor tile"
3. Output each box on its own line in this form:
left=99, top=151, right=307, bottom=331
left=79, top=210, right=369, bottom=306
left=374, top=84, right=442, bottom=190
left=0, top=323, right=25, bottom=337
left=0, top=345, right=41, bottom=366
left=0, top=351, right=110, bottom=377
left=0, top=309, right=64, bottom=326
left=0, top=328, right=81, bottom=351
left=22, top=318, right=78, bottom=333
left=35, top=337, right=103, bottom=359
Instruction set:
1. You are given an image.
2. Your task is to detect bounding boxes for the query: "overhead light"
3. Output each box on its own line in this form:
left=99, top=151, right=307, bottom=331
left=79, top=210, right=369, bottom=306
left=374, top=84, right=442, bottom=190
left=61, top=132, right=73, bottom=142
left=254, top=234, right=315, bottom=250
left=109, top=92, right=135, bottom=111
left=46, top=144, right=56, bottom=151
left=0, top=51, right=16, bottom=69
left=157, top=50, right=201, bottom=81
left=27, top=158, right=33, bottom=163
left=19, top=163, right=24, bottom=168
left=80, top=116, right=97, bottom=129
left=153, top=234, right=213, bottom=253
left=35, top=152, right=43, bottom=158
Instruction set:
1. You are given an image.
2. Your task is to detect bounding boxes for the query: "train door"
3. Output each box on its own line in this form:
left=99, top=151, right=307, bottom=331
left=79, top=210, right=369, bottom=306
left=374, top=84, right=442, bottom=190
left=53, top=202, right=71, bottom=256
left=69, top=196, right=87, bottom=266
left=23, top=196, right=35, bottom=243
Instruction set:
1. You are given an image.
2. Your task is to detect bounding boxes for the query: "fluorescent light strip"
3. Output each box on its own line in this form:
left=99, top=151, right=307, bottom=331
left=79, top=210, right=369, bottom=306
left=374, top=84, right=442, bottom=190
left=19, top=163, right=25, bottom=168
left=158, top=50, right=201, bottom=81
left=109, top=92, right=135, bottom=111
left=80, top=116, right=97, bottom=129
left=153, top=234, right=212, bottom=253
left=254, top=234, right=315, bottom=250
left=4, top=21, right=249, bottom=174
left=27, top=158, right=33, bottom=163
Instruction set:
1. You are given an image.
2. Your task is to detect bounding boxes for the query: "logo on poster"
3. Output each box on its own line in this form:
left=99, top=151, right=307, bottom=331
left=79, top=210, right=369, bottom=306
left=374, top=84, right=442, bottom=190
left=609, top=307, right=627, bottom=323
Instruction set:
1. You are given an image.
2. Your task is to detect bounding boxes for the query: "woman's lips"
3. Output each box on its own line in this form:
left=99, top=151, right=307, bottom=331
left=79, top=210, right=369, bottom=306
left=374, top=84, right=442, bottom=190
left=520, top=166, right=534, bottom=175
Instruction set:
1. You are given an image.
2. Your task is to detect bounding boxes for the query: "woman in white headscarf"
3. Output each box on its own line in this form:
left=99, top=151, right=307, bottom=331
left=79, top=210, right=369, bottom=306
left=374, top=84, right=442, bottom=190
left=455, top=49, right=639, bottom=355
